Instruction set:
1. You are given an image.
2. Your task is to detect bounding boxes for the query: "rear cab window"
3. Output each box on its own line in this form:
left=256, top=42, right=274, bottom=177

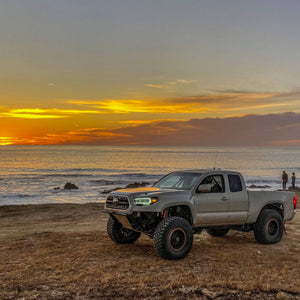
left=228, top=174, right=243, bottom=192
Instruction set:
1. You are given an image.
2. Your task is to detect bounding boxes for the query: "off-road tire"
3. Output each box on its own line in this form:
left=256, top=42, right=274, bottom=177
left=107, top=215, right=141, bottom=244
left=154, top=216, right=193, bottom=260
left=254, top=209, right=283, bottom=244
left=206, top=228, right=230, bottom=237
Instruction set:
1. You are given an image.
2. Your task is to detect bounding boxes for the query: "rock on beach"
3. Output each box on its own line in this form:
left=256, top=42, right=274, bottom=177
left=288, top=186, right=300, bottom=191
left=101, top=181, right=150, bottom=194
left=248, top=184, right=271, bottom=189
left=64, top=183, right=79, bottom=190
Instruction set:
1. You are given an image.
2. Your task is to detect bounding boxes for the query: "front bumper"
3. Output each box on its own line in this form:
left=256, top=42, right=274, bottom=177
left=103, top=193, right=164, bottom=216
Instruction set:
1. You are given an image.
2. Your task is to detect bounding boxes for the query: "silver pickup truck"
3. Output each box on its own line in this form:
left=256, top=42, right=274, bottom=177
left=103, top=169, right=297, bottom=260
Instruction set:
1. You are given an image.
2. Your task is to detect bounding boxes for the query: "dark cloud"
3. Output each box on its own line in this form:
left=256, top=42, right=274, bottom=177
left=27, top=113, right=300, bottom=146
left=165, top=91, right=282, bottom=108
left=271, top=90, right=300, bottom=99
left=208, top=89, right=257, bottom=94
left=111, top=112, right=300, bottom=146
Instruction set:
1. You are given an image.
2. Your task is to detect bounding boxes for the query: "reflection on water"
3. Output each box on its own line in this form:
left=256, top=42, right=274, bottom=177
left=0, top=145, right=299, bottom=205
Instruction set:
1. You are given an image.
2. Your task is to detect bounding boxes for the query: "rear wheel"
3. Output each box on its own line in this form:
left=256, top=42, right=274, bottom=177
left=154, top=216, right=193, bottom=260
left=107, top=215, right=141, bottom=244
left=206, top=228, right=229, bottom=237
left=254, top=209, right=283, bottom=244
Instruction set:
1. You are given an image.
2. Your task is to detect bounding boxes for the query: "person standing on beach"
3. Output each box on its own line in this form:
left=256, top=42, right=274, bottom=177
left=282, top=171, right=288, bottom=190
left=291, top=172, right=296, bottom=189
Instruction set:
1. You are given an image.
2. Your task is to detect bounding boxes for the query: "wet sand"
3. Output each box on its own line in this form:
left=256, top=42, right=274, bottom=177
left=0, top=192, right=299, bottom=299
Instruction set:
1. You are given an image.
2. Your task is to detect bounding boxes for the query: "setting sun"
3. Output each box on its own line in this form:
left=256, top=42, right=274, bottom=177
left=0, top=137, right=14, bottom=146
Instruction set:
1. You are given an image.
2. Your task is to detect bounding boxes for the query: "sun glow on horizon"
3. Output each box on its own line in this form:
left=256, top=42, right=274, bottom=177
left=0, top=136, right=40, bottom=146
left=0, top=137, right=14, bottom=146
left=0, top=90, right=299, bottom=146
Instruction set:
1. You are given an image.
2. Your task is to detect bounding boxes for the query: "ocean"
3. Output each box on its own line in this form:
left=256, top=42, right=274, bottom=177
left=0, top=145, right=299, bottom=206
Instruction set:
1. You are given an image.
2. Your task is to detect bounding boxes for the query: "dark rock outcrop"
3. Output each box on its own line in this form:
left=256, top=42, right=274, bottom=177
left=101, top=187, right=122, bottom=194
left=248, top=184, right=271, bottom=189
left=64, top=183, right=79, bottom=190
left=124, top=182, right=149, bottom=189
left=101, top=182, right=150, bottom=194
left=288, top=185, right=300, bottom=191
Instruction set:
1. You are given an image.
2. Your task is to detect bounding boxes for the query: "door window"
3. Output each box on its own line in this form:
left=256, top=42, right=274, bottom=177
left=197, top=175, right=225, bottom=193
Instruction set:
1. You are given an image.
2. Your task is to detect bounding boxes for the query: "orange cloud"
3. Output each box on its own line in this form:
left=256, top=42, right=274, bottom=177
left=67, top=99, right=211, bottom=114
left=26, top=128, right=132, bottom=145
left=118, top=119, right=188, bottom=125
left=0, top=108, right=102, bottom=119
left=2, top=113, right=300, bottom=146
left=1, top=90, right=299, bottom=122
left=1, top=90, right=299, bottom=146
left=66, top=90, right=300, bottom=115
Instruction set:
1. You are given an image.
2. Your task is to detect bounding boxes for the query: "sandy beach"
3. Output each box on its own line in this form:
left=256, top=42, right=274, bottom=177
left=0, top=192, right=299, bottom=299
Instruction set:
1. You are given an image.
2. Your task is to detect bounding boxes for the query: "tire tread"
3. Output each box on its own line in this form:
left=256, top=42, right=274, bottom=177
left=107, top=215, right=141, bottom=244
left=154, top=216, right=193, bottom=260
left=254, top=209, right=283, bottom=244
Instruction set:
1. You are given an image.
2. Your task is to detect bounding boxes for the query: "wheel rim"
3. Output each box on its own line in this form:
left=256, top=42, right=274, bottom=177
left=266, top=218, right=279, bottom=237
left=168, top=228, right=187, bottom=251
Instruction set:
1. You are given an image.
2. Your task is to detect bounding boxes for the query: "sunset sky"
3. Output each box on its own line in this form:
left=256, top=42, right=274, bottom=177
left=1, top=1, right=300, bottom=146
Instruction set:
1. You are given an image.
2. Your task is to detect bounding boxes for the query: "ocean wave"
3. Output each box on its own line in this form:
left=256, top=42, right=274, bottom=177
left=39, top=174, right=94, bottom=178
left=6, top=167, right=122, bottom=173
left=1, top=167, right=134, bottom=177
left=89, top=174, right=163, bottom=187
left=106, top=173, right=164, bottom=179
left=0, top=193, right=36, bottom=199
left=91, top=179, right=127, bottom=185
left=245, top=179, right=280, bottom=184
left=1, top=145, right=299, bottom=206
left=3, top=173, right=164, bottom=183
left=5, top=174, right=96, bottom=180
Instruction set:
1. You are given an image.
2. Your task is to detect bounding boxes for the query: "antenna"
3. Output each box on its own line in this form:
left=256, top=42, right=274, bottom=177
left=213, top=125, right=224, bottom=169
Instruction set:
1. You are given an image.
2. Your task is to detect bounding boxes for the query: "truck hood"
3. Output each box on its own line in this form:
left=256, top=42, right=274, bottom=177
left=109, top=187, right=189, bottom=198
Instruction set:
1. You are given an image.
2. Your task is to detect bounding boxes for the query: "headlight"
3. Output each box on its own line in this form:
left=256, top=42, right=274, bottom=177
left=134, top=197, right=159, bottom=206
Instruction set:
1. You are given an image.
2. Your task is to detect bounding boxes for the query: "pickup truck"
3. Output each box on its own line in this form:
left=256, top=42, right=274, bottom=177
left=103, top=169, right=297, bottom=260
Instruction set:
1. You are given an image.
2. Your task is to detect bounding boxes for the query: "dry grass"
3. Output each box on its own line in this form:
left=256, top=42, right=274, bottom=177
left=0, top=194, right=299, bottom=299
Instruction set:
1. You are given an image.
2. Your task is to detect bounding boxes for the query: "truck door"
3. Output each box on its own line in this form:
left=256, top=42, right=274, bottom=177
left=227, top=174, right=248, bottom=223
left=193, top=174, right=229, bottom=226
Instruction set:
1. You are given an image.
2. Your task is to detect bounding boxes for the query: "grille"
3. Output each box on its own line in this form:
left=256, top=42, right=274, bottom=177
left=106, top=195, right=129, bottom=210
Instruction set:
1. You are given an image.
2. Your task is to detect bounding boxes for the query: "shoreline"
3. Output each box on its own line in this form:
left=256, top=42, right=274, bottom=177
left=0, top=186, right=297, bottom=207
left=0, top=193, right=299, bottom=299
left=1, top=144, right=299, bottom=207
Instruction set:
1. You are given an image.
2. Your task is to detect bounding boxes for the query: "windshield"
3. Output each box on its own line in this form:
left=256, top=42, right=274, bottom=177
left=154, top=172, right=202, bottom=190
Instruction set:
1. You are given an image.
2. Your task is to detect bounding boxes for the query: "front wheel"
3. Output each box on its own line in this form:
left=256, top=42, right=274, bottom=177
left=254, top=209, right=283, bottom=244
left=206, top=228, right=229, bottom=237
left=154, top=216, right=193, bottom=260
left=107, top=215, right=141, bottom=244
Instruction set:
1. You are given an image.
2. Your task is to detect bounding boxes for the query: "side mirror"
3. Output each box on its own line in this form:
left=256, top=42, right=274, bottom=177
left=197, top=184, right=211, bottom=193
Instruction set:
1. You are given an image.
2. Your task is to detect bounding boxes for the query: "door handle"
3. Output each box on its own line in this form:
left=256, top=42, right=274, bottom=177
left=221, top=197, right=228, bottom=201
